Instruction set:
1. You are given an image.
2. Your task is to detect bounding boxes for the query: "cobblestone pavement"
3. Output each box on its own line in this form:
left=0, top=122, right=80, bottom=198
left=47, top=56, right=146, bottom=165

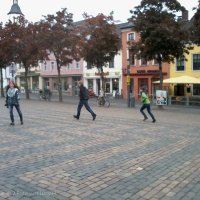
left=0, top=99, right=200, bottom=200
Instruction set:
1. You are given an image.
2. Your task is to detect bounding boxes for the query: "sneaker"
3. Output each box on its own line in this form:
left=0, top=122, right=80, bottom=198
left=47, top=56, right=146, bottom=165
left=21, top=121, right=24, bottom=125
left=152, top=119, right=156, bottom=123
left=92, top=114, right=97, bottom=121
left=73, top=115, right=79, bottom=120
left=143, top=117, right=148, bottom=121
left=10, top=122, right=15, bottom=126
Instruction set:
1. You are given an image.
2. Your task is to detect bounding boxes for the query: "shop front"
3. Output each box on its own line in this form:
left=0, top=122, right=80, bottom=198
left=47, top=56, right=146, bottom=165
left=123, top=69, right=168, bottom=101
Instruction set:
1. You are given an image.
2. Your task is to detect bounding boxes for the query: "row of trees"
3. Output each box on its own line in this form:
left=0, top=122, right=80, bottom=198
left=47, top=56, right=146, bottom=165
left=0, top=0, right=200, bottom=101
left=0, top=9, right=120, bottom=101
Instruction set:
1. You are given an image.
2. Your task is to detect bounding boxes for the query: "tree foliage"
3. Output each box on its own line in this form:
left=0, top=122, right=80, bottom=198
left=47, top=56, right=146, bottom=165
left=191, top=2, right=200, bottom=44
left=129, top=0, right=191, bottom=89
left=38, top=8, right=80, bottom=102
left=79, top=13, right=121, bottom=93
left=3, top=17, right=44, bottom=99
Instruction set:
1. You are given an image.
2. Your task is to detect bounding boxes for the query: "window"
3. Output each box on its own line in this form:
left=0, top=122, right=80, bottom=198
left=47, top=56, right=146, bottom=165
left=153, top=59, right=159, bottom=65
left=66, top=64, right=70, bottom=69
left=129, top=50, right=135, bottom=66
left=87, top=62, right=92, bottom=69
left=51, top=62, right=54, bottom=71
left=193, top=84, right=200, bottom=95
left=140, top=57, right=147, bottom=66
left=128, top=32, right=135, bottom=41
left=109, top=58, right=114, bottom=68
left=176, top=56, right=185, bottom=71
left=44, top=62, right=47, bottom=71
left=193, top=54, right=200, bottom=71
left=76, top=61, right=80, bottom=69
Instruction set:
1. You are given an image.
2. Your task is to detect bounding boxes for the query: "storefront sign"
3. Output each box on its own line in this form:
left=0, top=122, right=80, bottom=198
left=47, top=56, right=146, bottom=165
left=95, top=72, right=109, bottom=76
left=156, top=90, right=167, bottom=105
left=137, top=70, right=159, bottom=74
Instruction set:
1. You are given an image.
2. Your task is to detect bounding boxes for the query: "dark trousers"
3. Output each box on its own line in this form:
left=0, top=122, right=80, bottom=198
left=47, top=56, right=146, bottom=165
left=9, top=104, right=23, bottom=123
left=77, top=100, right=95, bottom=117
left=140, top=104, right=155, bottom=120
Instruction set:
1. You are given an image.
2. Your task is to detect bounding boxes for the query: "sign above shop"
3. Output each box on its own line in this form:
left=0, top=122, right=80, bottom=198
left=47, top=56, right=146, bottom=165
left=137, top=70, right=160, bottom=74
left=95, top=72, right=109, bottom=76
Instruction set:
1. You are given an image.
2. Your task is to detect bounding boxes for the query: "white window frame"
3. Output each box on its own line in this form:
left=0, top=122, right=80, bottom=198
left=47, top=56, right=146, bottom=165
left=51, top=61, right=55, bottom=71
left=192, top=53, right=200, bottom=71
left=127, top=32, right=135, bottom=41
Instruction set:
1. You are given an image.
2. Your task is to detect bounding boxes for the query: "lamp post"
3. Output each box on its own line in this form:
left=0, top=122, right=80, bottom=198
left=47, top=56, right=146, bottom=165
left=7, top=0, right=23, bottom=81
left=8, top=0, right=24, bottom=16
left=126, top=59, right=131, bottom=107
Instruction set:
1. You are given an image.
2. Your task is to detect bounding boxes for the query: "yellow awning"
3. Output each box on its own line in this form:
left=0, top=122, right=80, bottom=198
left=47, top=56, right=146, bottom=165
left=153, top=76, right=200, bottom=84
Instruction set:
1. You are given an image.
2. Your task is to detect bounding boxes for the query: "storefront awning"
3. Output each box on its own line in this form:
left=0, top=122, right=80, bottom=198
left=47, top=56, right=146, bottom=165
left=153, top=76, right=200, bottom=84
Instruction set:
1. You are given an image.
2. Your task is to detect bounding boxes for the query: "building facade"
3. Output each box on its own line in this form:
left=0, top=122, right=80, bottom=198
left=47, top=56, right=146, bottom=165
left=120, top=23, right=170, bottom=101
left=41, top=53, right=83, bottom=96
left=169, top=45, right=200, bottom=97
left=83, top=51, right=123, bottom=97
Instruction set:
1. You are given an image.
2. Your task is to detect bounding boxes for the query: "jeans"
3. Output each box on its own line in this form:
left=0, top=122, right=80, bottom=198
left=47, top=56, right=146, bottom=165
left=9, top=104, right=23, bottom=123
left=77, top=100, right=95, bottom=117
left=140, top=104, right=155, bottom=120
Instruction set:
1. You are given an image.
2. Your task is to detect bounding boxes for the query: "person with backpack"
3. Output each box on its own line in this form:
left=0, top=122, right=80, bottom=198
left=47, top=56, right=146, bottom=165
left=73, top=80, right=97, bottom=120
left=140, top=87, right=156, bottom=123
left=5, top=80, right=23, bottom=125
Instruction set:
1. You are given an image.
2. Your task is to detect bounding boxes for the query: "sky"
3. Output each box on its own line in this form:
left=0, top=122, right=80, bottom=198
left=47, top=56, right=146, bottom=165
left=0, top=0, right=198, bottom=24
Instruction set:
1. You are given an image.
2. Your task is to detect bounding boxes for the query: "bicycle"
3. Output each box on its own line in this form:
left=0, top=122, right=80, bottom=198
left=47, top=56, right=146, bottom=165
left=39, top=90, right=52, bottom=101
left=96, top=95, right=110, bottom=107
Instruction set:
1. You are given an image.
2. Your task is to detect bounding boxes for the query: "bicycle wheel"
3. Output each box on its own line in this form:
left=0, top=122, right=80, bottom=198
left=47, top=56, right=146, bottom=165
left=104, top=99, right=110, bottom=107
left=96, top=98, right=101, bottom=107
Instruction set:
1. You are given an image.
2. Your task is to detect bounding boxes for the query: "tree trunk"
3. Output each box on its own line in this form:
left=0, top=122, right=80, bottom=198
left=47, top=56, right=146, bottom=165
left=0, top=68, right=5, bottom=98
left=24, top=67, right=30, bottom=99
left=57, top=62, right=62, bottom=102
left=99, top=67, right=105, bottom=96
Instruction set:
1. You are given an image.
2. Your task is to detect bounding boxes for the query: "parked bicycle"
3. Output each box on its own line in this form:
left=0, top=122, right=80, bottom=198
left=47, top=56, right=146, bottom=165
left=96, top=95, right=110, bottom=107
left=39, top=89, right=52, bottom=101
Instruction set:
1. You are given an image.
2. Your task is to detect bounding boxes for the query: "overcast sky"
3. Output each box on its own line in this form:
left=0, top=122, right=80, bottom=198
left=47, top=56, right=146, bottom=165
left=0, top=0, right=198, bottom=24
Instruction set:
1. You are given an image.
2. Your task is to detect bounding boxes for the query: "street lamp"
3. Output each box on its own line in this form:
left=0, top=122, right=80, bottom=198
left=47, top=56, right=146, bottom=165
left=8, top=0, right=24, bottom=16
left=126, top=59, right=131, bottom=107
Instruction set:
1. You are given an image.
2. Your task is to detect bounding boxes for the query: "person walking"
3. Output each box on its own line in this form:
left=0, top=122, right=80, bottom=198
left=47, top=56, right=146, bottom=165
left=140, top=88, right=156, bottom=123
left=73, top=80, right=96, bottom=120
left=5, top=80, right=23, bottom=125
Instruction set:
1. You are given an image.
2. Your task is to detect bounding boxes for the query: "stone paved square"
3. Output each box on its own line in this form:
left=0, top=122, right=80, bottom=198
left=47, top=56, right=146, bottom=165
left=0, top=98, right=200, bottom=200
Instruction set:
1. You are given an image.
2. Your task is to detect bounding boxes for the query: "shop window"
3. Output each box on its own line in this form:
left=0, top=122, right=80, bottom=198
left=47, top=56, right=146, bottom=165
left=105, top=78, right=110, bottom=93
left=176, top=56, right=185, bottom=71
left=193, top=54, right=200, bottom=71
left=88, top=79, right=93, bottom=89
left=138, top=78, right=148, bottom=94
left=112, top=78, right=119, bottom=91
left=193, top=84, right=200, bottom=95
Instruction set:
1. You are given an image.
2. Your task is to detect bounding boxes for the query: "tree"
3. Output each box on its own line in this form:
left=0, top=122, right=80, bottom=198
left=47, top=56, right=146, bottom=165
left=129, top=0, right=192, bottom=90
left=191, top=1, right=200, bottom=44
left=4, top=17, right=44, bottom=99
left=79, top=13, right=121, bottom=94
left=38, top=8, right=80, bottom=102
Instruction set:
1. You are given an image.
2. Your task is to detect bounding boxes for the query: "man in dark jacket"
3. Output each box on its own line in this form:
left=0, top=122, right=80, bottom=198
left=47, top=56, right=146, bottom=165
left=73, top=80, right=96, bottom=120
